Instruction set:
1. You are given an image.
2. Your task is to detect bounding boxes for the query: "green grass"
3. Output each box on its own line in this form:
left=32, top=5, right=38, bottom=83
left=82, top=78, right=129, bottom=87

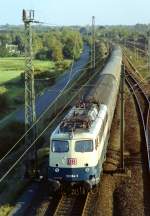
left=0, top=57, right=55, bottom=84
left=125, top=48, right=150, bottom=80
left=0, top=57, right=72, bottom=118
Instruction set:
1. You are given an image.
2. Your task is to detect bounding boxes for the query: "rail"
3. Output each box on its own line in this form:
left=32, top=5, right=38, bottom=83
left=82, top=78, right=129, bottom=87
left=53, top=194, right=87, bottom=216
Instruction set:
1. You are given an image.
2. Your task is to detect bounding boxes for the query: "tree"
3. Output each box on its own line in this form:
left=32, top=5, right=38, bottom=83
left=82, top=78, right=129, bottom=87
left=35, top=48, right=51, bottom=60
left=0, top=45, right=9, bottom=57
left=62, top=31, right=83, bottom=59
left=52, top=44, right=63, bottom=61
left=13, top=34, right=25, bottom=53
left=32, top=32, right=43, bottom=53
left=36, top=33, right=64, bottom=61
left=50, top=38, right=63, bottom=61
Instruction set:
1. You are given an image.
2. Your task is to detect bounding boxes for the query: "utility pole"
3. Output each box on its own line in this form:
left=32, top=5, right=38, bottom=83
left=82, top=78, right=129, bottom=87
left=91, top=16, right=96, bottom=69
left=148, top=31, right=150, bottom=73
left=22, top=10, right=37, bottom=176
left=120, top=64, right=125, bottom=171
left=134, top=38, right=137, bottom=60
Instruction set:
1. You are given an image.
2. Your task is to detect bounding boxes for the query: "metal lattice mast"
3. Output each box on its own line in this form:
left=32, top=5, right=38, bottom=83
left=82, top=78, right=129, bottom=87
left=91, top=16, right=96, bottom=69
left=148, top=32, right=150, bottom=73
left=120, top=64, right=125, bottom=170
left=22, top=10, right=36, bottom=151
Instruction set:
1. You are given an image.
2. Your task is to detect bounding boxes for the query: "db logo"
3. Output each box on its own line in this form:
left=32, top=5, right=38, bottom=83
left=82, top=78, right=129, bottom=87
left=67, top=158, right=77, bottom=165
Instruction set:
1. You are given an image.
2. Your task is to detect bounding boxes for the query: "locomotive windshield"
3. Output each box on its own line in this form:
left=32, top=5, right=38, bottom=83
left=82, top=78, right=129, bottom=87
left=75, top=140, right=93, bottom=152
left=52, top=140, right=69, bottom=152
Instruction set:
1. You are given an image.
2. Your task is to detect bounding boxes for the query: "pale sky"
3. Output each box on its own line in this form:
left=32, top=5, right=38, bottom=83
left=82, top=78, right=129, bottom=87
left=0, top=0, right=150, bottom=26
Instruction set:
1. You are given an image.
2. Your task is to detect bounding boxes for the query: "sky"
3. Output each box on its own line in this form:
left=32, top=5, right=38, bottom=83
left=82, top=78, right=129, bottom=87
left=0, top=0, right=150, bottom=26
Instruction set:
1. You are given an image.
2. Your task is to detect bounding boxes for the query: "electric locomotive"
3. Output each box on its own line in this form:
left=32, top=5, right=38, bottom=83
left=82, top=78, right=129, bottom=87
left=48, top=45, right=122, bottom=191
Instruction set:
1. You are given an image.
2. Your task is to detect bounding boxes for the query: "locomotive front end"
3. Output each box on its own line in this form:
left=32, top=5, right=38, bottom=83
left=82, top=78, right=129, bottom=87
left=48, top=136, right=100, bottom=191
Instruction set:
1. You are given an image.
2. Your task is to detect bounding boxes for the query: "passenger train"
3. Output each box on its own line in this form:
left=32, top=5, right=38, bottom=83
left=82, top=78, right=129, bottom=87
left=48, top=45, right=122, bottom=191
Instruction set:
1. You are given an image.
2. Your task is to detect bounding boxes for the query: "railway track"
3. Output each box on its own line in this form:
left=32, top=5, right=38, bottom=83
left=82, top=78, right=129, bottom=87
left=26, top=188, right=99, bottom=216
left=53, top=190, right=99, bottom=216
left=123, top=53, right=150, bottom=170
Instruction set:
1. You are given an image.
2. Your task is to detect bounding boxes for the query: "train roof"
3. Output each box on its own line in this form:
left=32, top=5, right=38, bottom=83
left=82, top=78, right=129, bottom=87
left=51, top=102, right=107, bottom=140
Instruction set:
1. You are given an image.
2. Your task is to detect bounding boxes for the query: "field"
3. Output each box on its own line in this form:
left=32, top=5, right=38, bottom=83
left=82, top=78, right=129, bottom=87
left=0, top=57, right=71, bottom=118
left=0, top=57, right=55, bottom=84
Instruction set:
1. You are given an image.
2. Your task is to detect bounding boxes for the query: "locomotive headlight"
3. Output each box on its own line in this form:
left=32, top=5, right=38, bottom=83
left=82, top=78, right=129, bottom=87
left=85, top=167, right=90, bottom=173
left=55, top=168, right=60, bottom=173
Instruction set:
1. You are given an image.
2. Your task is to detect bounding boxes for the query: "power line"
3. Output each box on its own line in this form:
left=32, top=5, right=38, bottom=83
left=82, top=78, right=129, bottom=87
left=0, top=58, right=96, bottom=164
left=0, top=54, right=101, bottom=165
left=0, top=16, right=106, bottom=165
left=0, top=58, right=103, bottom=183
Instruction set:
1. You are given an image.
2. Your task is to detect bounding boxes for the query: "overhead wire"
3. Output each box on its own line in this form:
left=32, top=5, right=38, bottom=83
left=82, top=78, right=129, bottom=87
left=0, top=56, right=103, bottom=183
left=0, top=47, right=92, bottom=164
left=0, top=16, right=105, bottom=164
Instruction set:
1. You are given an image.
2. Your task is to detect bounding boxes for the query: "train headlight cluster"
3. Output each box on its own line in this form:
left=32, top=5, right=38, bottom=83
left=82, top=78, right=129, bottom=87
left=85, top=167, right=90, bottom=173
left=55, top=168, right=60, bottom=173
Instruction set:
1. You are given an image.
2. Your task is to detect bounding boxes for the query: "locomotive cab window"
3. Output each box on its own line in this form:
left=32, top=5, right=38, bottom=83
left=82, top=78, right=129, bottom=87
left=75, top=140, right=93, bottom=152
left=52, top=140, right=69, bottom=152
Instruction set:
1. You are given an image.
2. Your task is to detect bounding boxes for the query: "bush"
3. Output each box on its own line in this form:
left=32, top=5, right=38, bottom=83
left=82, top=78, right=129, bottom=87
left=0, top=122, right=24, bottom=158
left=0, top=86, right=9, bottom=112
left=35, top=49, right=52, bottom=60
left=55, top=61, right=70, bottom=70
left=35, top=70, right=56, bottom=85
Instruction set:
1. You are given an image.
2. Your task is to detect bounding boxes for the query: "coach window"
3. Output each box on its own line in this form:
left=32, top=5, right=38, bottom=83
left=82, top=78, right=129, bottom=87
left=52, top=140, right=69, bottom=152
left=75, top=140, right=93, bottom=152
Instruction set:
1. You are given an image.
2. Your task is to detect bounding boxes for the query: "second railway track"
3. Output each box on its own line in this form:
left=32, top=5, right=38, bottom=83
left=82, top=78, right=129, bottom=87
left=123, top=52, right=150, bottom=170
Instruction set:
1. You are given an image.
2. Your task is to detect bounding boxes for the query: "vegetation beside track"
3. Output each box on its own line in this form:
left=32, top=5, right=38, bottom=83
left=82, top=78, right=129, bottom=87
left=124, top=48, right=150, bottom=79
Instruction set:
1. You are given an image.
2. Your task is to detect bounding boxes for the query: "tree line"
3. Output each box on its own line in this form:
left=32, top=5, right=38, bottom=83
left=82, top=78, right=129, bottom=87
left=0, top=27, right=83, bottom=61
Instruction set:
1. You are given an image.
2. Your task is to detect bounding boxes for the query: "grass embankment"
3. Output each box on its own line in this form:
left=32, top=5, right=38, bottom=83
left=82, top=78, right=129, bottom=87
left=125, top=48, right=150, bottom=79
left=124, top=48, right=150, bottom=97
left=0, top=57, right=71, bottom=117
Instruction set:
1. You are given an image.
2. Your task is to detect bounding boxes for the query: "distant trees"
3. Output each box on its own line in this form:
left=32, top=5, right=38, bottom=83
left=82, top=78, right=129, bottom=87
left=96, top=41, right=108, bottom=59
left=13, top=34, right=25, bottom=53
left=0, top=34, right=9, bottom=56
left=35, top=48, right=50, bottom=60
left=0, top=45, right=9, bottom=57
left=0, top=26, right=84, bottom=61
left=44, top=32, right=65, bottom=61
left=35, top=29, right=83, bottom=61
left=62, top=30, right=83, bottom=59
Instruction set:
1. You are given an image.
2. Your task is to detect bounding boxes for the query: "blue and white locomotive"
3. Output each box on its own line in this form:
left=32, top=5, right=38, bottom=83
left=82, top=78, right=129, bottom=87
left=48, top=45, right=122, bottom=190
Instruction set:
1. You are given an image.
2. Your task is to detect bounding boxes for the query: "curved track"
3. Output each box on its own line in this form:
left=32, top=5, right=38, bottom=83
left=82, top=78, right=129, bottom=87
left=123, top=53, right=150, bottom=170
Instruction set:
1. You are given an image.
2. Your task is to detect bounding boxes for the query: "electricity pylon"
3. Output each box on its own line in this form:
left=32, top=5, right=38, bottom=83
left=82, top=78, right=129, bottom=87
left=148, top=31, right=150, bottom=73
left=22, top=9, right=37, bottom=173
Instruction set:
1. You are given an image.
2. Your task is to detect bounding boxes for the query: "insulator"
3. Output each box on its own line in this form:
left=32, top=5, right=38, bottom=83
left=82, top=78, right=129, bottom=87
left=22, top=9, right=26, bottom=22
